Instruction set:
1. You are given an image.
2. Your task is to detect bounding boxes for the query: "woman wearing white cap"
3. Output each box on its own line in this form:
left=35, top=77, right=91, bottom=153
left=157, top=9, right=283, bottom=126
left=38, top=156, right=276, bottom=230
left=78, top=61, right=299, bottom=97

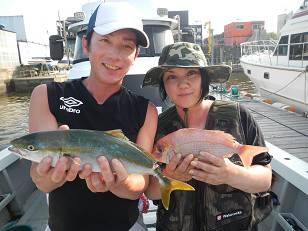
left=144, top=42, right=273, bottom=231
left=29, top=2, right=157, bottom=231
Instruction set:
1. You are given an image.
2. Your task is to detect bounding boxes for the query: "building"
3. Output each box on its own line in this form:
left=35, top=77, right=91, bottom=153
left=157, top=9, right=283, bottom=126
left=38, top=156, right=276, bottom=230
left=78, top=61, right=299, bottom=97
left=190, top=24, right=203, bottom=45
left=224, top=21, right=265, bottom=46
left=0, top=27, right=20, bottom=93
left=0, top=28, right=19, bottom=69
left=277, top=12, right=292, bottom=37
left=0, top=15, right=27, bottom=41
left=216, top=21, right=269, bottom=64
left=0, top=16, right=51, bottom=65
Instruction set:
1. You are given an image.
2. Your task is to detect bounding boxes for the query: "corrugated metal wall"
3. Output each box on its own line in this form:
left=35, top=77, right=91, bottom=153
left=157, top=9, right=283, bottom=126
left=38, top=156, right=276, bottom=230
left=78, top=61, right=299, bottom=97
left=0, top=15, right=27, bottom=41
left=0, top=30, right=19, bottom=69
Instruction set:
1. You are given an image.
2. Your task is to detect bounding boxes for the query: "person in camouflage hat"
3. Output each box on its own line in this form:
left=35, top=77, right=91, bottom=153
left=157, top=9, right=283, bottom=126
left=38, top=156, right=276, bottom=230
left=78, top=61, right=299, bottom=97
left=142, top=42, right=231, bottom=87
left=144, top=42, right=273, bottom=231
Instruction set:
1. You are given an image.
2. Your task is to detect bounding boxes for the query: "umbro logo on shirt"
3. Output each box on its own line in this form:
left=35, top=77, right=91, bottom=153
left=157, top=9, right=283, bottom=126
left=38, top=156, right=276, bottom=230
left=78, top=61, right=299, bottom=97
left=59, top=97, right=83, bottom=114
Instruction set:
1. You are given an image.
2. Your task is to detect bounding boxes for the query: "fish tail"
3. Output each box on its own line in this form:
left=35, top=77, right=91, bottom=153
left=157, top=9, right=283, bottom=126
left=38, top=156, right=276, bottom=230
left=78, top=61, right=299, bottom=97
left=160, top=177, right=195, bottom=210
left=238, top=145, right=269, bottom=166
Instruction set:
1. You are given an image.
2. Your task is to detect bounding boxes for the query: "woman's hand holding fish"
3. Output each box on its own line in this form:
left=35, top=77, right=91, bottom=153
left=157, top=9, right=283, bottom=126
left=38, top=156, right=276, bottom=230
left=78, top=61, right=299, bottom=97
left=163, top=153, right=195, bottom=182
left=189, top=152, right=232, bottom=185
left=30, top=156, right=81, bottom=193
left=190, top=152, right=272, bottom=193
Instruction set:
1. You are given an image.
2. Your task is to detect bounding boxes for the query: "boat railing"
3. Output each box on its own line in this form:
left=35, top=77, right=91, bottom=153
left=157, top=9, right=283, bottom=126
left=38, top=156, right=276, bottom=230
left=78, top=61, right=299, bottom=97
left=240, top=40, right=277, bottom=65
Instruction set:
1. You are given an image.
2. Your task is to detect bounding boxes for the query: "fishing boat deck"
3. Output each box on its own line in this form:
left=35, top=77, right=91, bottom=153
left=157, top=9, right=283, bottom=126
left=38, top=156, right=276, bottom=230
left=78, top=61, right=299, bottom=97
left=5, top=99, right=308, bottom=231
left=13, top=190, right=157, bottom=231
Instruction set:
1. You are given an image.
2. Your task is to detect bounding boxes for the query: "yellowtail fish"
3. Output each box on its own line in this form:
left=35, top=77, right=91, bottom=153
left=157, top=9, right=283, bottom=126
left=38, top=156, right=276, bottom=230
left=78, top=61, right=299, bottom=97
left=9, top=129, right=195, bottom=210
left=152, top=128, right=268, bottom=167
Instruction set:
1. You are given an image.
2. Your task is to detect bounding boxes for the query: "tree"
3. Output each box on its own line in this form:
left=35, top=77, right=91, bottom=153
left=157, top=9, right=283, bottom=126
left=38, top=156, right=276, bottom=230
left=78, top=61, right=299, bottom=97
left=267, top=32, right=278, bottom=40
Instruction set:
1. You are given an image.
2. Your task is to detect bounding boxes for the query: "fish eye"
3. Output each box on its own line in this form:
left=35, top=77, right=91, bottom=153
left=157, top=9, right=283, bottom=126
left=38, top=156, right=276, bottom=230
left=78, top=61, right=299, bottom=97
left=156, top=144, right=163, bottom=153
left=27, top=145, right=35, bottom=151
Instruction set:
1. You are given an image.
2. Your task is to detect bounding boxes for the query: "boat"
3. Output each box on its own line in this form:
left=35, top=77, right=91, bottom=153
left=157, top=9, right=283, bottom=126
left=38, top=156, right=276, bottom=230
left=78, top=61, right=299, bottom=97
left=240, top=0, right=308, bottom=115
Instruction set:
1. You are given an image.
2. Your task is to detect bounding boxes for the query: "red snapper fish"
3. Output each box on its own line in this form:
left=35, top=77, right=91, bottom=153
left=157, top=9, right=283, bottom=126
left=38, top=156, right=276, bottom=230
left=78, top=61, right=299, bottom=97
left=152, top=128, right=269, bottom=167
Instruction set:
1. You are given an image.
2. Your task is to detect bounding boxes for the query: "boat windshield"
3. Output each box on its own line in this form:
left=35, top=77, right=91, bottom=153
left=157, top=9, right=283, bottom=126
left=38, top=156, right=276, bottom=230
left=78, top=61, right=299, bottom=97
left=72, top=31, right=88, bottom=64
left=72, top=25, right=174, bottom=64
left=139, top=25, right=174, bottom=57
left=273, top=33, right=308, bottom=61
left=273, top=35, right=289, bottom=56
left=289, top=32, right=308, bottom=60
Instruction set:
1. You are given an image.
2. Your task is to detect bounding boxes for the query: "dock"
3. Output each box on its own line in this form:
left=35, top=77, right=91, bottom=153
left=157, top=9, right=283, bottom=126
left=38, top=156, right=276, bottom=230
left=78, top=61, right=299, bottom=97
left=1, top=99, right=308, bottom=231
left=240, top=100, right=308, bottom=231
left=6, top=75, right=67, bottom=94
left=241, top=100, right=308, bottom=163
left=0, top=65, right=68, bottom=95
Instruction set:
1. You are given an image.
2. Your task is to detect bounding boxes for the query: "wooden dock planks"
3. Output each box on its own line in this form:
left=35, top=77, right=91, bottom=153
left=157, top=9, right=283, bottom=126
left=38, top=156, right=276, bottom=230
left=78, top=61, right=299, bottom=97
left=241, top=100, right=308, bottom=164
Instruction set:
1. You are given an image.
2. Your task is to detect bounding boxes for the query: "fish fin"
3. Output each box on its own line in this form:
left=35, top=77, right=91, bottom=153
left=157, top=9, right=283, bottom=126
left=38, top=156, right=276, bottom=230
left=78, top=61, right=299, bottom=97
left=160, top=178, right=195, bottom=210
left=238, top=145, right=269, bottom=167
left=104, top=130, right=152, bottom=159
left=105, top=129, right=130, bottom=141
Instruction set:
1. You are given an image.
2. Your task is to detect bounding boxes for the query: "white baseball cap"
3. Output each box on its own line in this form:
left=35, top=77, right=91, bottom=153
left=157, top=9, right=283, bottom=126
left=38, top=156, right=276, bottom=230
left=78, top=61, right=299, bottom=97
left=86, top=2, right=149, bottom=48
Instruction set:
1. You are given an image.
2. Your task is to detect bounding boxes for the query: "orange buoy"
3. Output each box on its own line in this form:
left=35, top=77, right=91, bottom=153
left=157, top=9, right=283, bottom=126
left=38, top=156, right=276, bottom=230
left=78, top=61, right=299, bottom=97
left=262, top=99, right=273, bottom=104
left=287, top=105, right=296, bottom=113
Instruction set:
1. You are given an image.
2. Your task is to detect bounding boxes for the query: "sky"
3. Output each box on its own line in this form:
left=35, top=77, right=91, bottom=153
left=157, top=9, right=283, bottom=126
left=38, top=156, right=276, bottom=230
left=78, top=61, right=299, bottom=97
left=0, top=0, right=304, bottom=44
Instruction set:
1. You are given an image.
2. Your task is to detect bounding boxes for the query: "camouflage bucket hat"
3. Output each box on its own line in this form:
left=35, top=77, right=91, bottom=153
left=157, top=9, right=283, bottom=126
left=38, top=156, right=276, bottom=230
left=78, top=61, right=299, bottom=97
left=142, top=42, right=232, bottom=87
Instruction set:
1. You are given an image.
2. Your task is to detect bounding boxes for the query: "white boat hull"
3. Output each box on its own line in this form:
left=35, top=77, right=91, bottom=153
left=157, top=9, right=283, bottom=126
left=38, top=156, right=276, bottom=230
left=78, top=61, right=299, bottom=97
left=240, top=60, right=308, bottom=114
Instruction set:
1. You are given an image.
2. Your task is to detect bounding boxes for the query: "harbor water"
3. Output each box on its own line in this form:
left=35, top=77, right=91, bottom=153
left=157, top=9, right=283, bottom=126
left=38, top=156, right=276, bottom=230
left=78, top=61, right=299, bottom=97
left=0, top=93, right=30, bottom=150
left=0, top=72, right=256, bottom=150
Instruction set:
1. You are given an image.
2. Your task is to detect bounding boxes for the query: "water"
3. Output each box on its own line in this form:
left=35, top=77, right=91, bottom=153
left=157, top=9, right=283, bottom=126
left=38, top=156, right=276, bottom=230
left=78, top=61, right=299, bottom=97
left=225, top=72, right=257, bottom=94
left=210, top=71, right=257, bottom=100
left=0, top=93, right=30, bottom=150
left=0, top=72, right=256, bottom=150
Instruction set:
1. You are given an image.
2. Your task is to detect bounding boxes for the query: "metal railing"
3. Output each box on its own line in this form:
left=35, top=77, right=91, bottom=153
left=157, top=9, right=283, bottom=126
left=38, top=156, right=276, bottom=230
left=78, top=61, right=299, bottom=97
left=241, top=40, right=308, bottom=68
left=240, top=40, right=277, bottom=65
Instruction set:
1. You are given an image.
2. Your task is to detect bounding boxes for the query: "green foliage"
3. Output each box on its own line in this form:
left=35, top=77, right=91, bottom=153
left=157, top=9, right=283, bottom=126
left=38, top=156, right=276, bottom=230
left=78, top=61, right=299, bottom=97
left=267, top=32, right=278, bottom=40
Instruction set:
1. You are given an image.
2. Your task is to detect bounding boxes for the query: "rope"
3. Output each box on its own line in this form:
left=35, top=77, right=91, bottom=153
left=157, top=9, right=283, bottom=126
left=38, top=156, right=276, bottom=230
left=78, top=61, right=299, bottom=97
left=183, top=108, right=189, bottom=128
left=261, top=69, right=306, bottom=97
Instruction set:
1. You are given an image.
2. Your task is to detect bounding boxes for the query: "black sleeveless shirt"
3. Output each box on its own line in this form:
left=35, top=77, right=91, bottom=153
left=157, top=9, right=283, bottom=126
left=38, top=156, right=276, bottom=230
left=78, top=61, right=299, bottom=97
left=46, top=78, right=149, bottom=231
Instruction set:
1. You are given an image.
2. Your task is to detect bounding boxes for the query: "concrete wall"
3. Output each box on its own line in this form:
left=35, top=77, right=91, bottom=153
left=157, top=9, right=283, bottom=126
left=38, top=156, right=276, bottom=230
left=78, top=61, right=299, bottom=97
left=18, top=41, right=50, bottom=65
left=0, top=69, right=14, bottom=95
left=0, top=30, right=20, bottom=94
